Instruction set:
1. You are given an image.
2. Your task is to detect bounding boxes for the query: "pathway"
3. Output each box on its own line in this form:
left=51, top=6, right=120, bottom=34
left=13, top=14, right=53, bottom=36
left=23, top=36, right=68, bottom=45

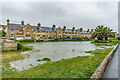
left=102, top=45, right=120, bottom=80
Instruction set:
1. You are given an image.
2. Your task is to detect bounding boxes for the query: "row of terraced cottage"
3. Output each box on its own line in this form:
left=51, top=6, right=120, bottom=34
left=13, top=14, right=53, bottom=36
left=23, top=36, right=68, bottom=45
left=6, top=19, right=94, bottom=40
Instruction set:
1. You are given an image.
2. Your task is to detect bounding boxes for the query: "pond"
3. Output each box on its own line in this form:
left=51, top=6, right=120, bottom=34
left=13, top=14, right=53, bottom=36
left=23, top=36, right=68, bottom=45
left=9, top=41, right=114, bottom=71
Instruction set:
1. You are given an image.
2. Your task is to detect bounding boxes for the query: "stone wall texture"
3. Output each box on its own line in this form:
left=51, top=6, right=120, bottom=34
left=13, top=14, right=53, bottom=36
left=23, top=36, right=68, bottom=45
left=89, top=41, right=120, bottom=80
left=1, top=41, right=17, bottom=51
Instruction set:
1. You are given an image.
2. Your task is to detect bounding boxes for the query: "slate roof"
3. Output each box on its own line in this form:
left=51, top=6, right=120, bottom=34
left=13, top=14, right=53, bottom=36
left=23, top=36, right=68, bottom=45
left=81, top=30, right=91, bottom=34
left=8, top=23, right=24, bottom=30
left=31, top=26, right=57, bottom=31
left=62, top=28, right=77, bottom=33
left=8, top=23, right=92, bottom=33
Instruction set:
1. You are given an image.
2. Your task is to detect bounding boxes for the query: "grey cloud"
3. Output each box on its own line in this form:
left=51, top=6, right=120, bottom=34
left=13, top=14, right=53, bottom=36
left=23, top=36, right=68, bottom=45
left=1, top=2, right=118, bottom=32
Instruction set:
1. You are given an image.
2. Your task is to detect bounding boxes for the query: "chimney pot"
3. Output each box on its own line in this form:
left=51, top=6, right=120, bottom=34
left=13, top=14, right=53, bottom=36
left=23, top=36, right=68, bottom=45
left=7, top=19, right=10, bottom=25
left=21, top=20, right=24, bottom=25
left=38, top=22, right=41, bottom=27
left=80, top=28, right=83, bottom=32
left=91, top=29, right=93, bottom=31
left=87, top=29, right=89, bottom=32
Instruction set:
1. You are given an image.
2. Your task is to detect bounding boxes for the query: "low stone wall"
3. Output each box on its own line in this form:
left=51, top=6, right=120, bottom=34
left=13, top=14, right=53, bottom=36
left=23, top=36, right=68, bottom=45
left=89, top=41, right=120, bottom=80
left=1, top=41, right=17, bottom=51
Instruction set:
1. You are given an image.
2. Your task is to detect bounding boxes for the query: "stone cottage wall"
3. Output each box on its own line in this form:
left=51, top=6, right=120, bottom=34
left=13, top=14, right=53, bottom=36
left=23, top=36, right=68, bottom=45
left=2, top=41, right=17, bottom=51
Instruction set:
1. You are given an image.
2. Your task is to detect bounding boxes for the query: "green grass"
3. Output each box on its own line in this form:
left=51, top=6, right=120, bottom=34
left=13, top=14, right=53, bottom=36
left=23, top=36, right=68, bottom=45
left=2, top=48, right=113, bottom=78
left=91, top=38, right=119, bottom=46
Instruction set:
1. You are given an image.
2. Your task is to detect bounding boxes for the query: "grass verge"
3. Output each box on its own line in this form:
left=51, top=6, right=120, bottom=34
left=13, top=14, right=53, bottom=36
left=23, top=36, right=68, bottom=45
left=2, top=48, right=113, bottom=78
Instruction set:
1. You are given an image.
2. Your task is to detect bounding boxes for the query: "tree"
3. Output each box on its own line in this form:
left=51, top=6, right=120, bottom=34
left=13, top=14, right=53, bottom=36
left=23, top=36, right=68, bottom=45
left=2, top=30, right=6, bottom=37
left=92, top=25, right=113, bottom=40
left=103, top=27, right=113, bottom=40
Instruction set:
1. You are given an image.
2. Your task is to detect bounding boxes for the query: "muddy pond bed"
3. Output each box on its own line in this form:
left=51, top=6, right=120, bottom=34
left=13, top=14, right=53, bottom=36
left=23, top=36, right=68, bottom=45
left=9, top=41, right=114, bottom=71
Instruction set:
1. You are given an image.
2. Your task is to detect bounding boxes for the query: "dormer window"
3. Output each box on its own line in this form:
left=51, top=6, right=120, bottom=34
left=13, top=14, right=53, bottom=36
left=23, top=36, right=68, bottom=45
left=27, top=29, right=30, bottom=33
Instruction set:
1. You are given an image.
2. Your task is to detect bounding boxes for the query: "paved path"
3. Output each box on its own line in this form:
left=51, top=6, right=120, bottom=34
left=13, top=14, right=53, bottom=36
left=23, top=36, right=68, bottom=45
left=102, top=45, right=120, bottom=80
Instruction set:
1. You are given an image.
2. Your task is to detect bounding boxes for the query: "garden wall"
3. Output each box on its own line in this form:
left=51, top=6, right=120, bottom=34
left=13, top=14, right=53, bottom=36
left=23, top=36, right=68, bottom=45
left=89, top=41, right=120, bottom=80
left=1, top=41, right=17, bottom=51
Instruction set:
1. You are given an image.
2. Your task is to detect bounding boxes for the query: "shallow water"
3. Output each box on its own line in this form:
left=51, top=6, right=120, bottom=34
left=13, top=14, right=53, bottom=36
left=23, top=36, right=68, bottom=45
left=9, top=41, right=115, bottom=71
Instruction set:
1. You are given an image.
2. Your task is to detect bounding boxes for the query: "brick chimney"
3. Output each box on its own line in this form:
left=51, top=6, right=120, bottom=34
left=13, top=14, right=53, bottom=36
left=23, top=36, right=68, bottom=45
left=63, top=26, right=66, bottom=31
left=91, top=29, right=93, bottom=31
left=38, top=22, right=41, bottom=27
left=87, top=29, right=89, bottom=32
left=80, top=28, right=83, bottom=32
left=21, top=20, right=24, bottom=25
left=52, top=24, right=56, bottom=31
left=7, top=19, right=9, bottom=25
left=37, top=23, right=41, bottom=30
left=72, top=27, right=75, bottom=31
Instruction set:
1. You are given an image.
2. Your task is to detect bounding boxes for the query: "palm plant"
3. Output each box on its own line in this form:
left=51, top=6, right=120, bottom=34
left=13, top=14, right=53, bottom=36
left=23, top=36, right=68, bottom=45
left=103, top=27, right=113, bottom=40
left=92, top=25, right=104, bottom=40
left=92, top=25, right=113, bottom=40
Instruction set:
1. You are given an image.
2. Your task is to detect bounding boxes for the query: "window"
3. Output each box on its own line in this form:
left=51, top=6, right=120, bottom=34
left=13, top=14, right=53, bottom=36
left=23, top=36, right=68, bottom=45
left=19, top=31, right=22, bottom=34
left=37, top=35, right=40, bottom=39
left=27, top=29, right=30, bottom=33
left=43, top=35, right=46, bottom=39
left=26, top=35, right=30, bottom=37
left=59, top=31, right=61, bottom=34
left=33, top=35, right=35, bottom=38
left=11, top=30, right=13, bottom=33
left=18, top=35, right=23, bottom=38
left=11, top=35, right=13, bottom=38
left=33, top=32, right=35, bottom=34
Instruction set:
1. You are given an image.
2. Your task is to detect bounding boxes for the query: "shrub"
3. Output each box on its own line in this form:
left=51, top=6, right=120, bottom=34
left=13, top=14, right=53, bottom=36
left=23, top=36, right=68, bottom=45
left=118, top=37, right=120, bottom=40
left=24, top=39, right=33, bottom=42
left=36, top=40, right=44, bottom=42
left=18, top=39, right=34, bottom=42
left=17, top=41, right=22, bottom=50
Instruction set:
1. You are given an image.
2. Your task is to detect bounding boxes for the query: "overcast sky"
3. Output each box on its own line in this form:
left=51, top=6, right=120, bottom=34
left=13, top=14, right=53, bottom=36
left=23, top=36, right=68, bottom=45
left=0, top=1, right=118, bottom=32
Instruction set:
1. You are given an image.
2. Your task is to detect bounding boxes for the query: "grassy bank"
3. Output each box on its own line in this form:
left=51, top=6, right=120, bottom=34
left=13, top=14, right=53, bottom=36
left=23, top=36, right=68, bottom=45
left=91, top=38, right=119, bottom=46
left=2, top=48, right=113, bottom=78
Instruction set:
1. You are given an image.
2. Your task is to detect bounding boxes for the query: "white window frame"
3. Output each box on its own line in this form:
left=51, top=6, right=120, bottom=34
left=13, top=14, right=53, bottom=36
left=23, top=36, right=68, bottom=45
left=27, top=29, right=30, bottom=33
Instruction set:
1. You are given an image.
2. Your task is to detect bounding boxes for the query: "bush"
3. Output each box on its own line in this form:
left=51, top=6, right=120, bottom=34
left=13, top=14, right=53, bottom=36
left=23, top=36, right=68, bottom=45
left=24, top=39, right=33, bottom=42
left=36, top=40, right=44, bottom=42
left=18, top=39, right=34, bottom=42
left=17, top=41, right=22, bottom=50
left=118, top=37, right=120, bottom=40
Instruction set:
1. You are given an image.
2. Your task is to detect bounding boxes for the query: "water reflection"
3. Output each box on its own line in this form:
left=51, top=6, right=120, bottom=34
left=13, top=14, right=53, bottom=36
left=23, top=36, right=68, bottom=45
left=9, top=41, right=114, bottom=71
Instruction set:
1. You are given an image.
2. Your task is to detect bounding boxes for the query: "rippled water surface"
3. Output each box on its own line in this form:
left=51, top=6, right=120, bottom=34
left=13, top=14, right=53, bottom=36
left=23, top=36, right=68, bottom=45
left=9, top=41, right=114, bottom=71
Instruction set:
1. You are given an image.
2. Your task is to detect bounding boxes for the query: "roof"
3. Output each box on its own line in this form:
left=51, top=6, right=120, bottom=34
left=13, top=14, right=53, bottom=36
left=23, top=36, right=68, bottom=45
left=81, top=30, right=91, bottom=34
left=62, top=29, right=77, bottom=33
left=31, top=26, right=58, bottom=31
left=7, top=23, right=92, bottom=33
left=8, top=23, right=24, bottom=30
